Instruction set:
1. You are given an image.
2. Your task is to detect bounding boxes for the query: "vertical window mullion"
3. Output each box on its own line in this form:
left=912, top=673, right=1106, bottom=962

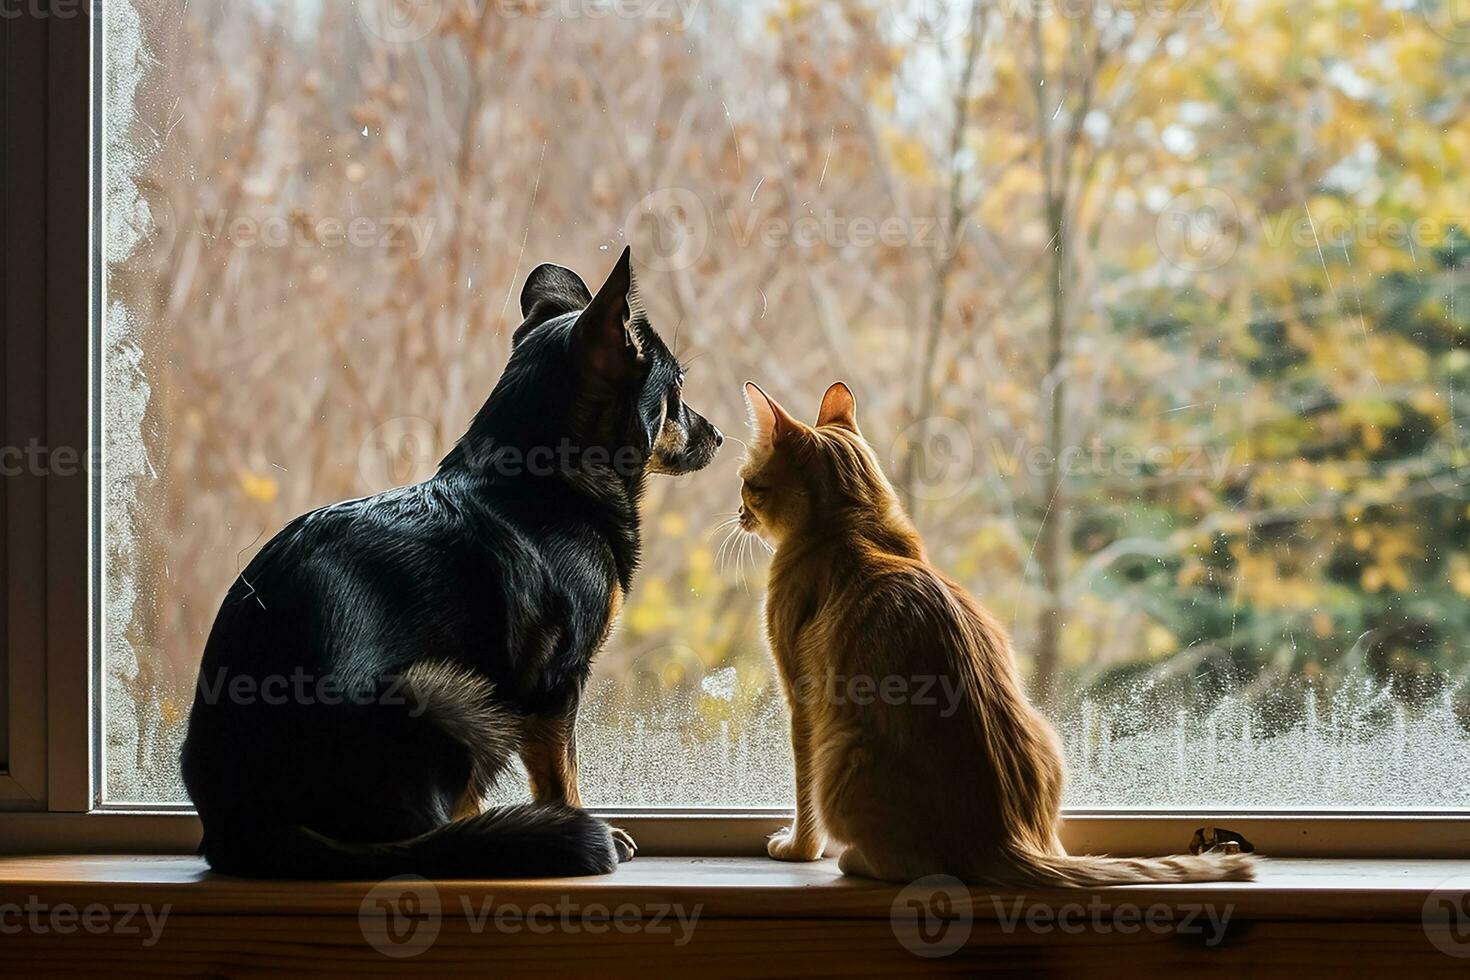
left=42, top=3, right=98, bottom=813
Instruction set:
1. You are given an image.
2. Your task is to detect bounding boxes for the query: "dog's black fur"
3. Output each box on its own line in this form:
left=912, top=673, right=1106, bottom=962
left=180, top=248, right=722, bottom=878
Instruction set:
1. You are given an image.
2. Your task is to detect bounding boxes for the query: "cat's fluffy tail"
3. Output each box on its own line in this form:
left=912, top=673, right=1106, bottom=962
left=989, top=844, right=1256, bottom=887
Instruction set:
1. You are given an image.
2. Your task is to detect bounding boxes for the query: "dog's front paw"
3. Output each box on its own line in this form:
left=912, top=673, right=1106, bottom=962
left=610, top=826, right=637, bottom=863
left=767, top=826, right=822, bottom=862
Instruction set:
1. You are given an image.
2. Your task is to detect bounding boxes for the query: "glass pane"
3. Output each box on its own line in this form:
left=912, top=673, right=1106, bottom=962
left=103, top=0, right=1470, bottom=808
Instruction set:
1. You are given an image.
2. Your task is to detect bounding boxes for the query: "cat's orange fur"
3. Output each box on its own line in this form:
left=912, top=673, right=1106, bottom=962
left=738, top=381, right=1255, bottom=886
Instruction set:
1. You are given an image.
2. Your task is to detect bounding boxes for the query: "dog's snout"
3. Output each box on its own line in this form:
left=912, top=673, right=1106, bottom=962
left=657, top=409, right=722, bottom=475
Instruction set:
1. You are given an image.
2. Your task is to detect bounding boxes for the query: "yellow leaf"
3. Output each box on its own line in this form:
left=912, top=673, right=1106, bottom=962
left=238, top=471, right=278, bottom=504
left=1451, top=556, right=1470, bottom=598
left=1146, top=624, right=1177, bottom=657
left=886, top=131, right=930, bottom=181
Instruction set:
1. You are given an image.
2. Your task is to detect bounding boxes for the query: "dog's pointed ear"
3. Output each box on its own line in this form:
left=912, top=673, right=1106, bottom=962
left=571, top=246, right=643, bottom=378
left=745, top=381, right=797, bottom=448
left=816, top=381, right=859, bottom=433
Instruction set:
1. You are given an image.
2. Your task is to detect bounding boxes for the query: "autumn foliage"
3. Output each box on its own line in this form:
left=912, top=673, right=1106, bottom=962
left=104, top=0, right=1470, bottom=805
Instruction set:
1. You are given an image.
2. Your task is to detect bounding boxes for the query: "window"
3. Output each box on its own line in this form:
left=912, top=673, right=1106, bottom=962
left=2, top=0, right=1463, bottom=845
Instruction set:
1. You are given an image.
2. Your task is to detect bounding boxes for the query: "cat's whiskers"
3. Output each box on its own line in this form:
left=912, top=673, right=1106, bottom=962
left=733, top=526, right=770, bottom=594
left=736, top=530, right=753, bottom=594
left=715, top=523, right=741, bottom=574
left=709, top=509, right=770, bottom=588
left=708, top=513, right=743, bottom=576
left=707, top=512, right=741, bottom=540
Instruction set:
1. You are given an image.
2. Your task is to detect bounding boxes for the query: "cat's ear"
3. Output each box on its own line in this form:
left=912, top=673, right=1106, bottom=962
left=745, top=381, right=797, bottom=447
left=571, top=245, right=644, bottom=378
left=816, top=381, right=859, bottom=433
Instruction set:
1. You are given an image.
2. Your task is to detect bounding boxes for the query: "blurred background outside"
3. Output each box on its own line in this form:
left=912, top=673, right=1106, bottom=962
left=102, top=0, right=1470, bottom=807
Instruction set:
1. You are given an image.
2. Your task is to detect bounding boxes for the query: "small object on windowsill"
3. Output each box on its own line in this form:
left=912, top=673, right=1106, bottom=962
left=1189, top=826, right=1256, bottom=856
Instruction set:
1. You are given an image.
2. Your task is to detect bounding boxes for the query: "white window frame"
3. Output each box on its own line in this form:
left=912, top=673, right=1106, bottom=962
left=1, top=6, right=1467, bottom=860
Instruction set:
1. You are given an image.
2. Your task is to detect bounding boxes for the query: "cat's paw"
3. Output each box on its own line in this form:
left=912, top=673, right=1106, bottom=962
left=610, top=826, right=637, bottom=863
left=767, top=827, right=822, bottom=862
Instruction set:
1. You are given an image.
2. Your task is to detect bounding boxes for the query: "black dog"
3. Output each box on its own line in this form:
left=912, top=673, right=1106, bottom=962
left=180, top=247, right=722, bottom=878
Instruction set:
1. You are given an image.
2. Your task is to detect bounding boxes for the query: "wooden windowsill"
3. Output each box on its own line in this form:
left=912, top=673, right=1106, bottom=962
left=0, top=854, right=1464, bottom=919
left=2, top=856, right=1468, bottom=974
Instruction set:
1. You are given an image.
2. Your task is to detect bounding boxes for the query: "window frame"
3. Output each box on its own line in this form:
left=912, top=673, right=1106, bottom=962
left=0, top=1, right=92, bottom=815
left=0, top=3, right=1466, bottom=859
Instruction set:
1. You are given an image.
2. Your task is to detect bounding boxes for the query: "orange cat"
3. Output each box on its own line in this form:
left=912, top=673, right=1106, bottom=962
left=738, top=381, right=1254, bottom=886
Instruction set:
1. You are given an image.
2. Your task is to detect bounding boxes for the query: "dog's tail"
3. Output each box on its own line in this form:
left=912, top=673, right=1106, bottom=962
left=981, top=842, right=1255, bottom=887
left=293, top=803, right=619, bottom=879
left=200, top=660, right=621, bottom=879
left=204, top=803, right=620, bottom=880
